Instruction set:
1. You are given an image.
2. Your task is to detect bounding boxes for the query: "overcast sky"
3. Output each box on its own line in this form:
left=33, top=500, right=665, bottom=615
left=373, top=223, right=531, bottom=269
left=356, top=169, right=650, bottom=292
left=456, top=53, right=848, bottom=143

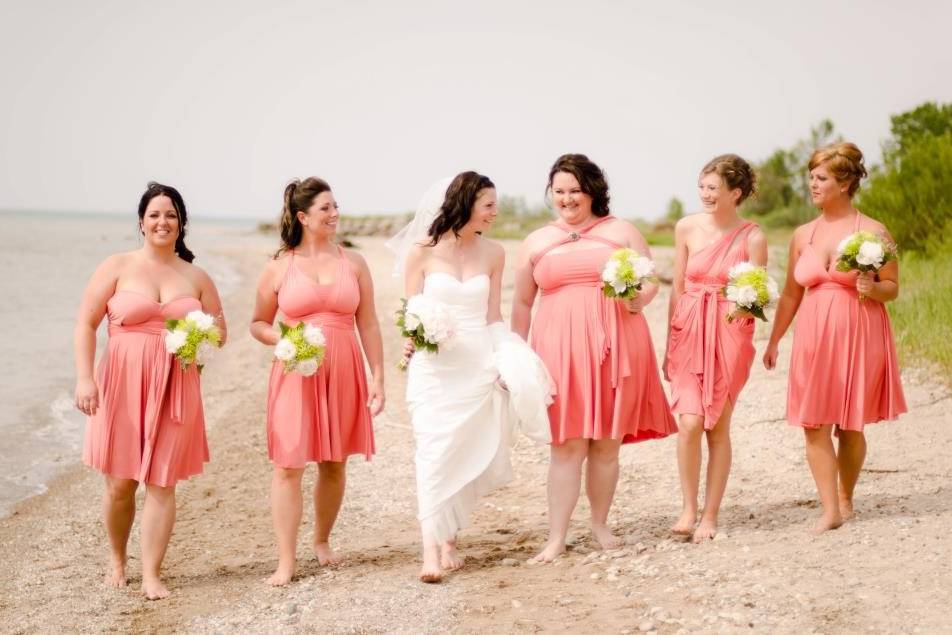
left=1, top=0, right=949, bottom=221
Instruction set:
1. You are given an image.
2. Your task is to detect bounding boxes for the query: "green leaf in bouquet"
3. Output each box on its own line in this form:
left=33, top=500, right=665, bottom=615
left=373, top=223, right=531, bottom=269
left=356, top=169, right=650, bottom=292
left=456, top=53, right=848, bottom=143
left=165, top=318, right=181, bottom=331
left=278, top=321, right=291, bottom=337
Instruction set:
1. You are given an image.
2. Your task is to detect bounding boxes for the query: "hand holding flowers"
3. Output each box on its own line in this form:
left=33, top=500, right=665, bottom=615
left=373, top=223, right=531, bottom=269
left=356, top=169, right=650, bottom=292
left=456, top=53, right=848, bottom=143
left=274, top=321, right=326, bottom=376
left=165, top=310, right=221, bottom=371
left=835, top=231, right=897, bottom=300
left=601, top=248, right=656, bottom=301
left=395, top=294, right=458, bottom=370
left=723, top=262, right=779, bottom=323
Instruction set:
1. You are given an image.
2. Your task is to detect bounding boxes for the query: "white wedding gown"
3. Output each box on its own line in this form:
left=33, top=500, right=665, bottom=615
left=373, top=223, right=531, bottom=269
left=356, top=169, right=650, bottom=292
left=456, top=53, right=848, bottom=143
left=406, top=272, right=513, bottom=543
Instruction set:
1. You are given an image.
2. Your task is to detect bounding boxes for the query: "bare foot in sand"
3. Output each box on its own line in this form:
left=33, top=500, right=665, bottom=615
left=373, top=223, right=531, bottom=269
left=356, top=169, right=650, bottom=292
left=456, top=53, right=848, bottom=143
left=142, top=575, right=170, bottom=600
left=419, top=544, right=442, bottom=583
left=529, top=539, right=566, bottom=564
left=838, top=496, right=855, bottom=521
left=314, top=542, right=342, bottom=566
left=104, top=556, right=127, bottom=588
left=671, top=508, right=697, bottom=536
left=810, top=512, right=844, bottom=535
left=440, top=540, right=465, bottom=571
left=592, top=524, right=621, bottom=550
left=692, top=518, right=718, bottom=543
left=266, top=563, right=295, bottom=586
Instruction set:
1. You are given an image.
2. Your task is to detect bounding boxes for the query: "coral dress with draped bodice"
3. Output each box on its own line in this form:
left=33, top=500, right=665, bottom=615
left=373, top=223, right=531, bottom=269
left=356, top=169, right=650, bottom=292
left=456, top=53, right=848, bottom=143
left=530, top=217, right=677, bottom=445
left=83, top=290, right=208, bottom=486
left=787, top=215, right=906, bottom=430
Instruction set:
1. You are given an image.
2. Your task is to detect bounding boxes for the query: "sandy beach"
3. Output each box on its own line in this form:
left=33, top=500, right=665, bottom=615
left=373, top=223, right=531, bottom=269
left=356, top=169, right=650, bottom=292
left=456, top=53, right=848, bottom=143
left=2, top=234, right=950, bottom=634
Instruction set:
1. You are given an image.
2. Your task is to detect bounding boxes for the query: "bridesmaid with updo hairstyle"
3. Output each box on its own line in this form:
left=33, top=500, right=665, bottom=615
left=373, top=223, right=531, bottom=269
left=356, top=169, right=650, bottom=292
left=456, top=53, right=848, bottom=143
left=664, top=154, right=766, bottom=542
left=512, top=154, right=676, bottom=562
left=74, top=182, right=226, bottom=599
left=250, top=177, right=384, bottom=585
left=764, top=142, right=906, bottom=533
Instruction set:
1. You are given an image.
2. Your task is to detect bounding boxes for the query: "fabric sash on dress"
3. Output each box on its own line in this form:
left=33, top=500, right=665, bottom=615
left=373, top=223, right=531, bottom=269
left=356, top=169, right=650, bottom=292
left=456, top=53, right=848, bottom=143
left=289, top=312, right=355, bottom=330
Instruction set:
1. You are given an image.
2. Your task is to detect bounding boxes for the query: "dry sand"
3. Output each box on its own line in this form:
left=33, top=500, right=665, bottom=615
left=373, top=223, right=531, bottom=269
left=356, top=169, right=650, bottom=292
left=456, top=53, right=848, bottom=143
left=1, top=235, right=950, bottom=634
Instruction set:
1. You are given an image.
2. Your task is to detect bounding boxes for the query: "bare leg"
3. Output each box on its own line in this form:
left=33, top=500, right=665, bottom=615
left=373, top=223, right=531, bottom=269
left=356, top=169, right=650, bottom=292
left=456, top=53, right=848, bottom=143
left=803, top=425, right=843, bottom=534
left=694, top=403, right=734, bottom=543
left=419, top=533, right=442, bottom=583
left=836, top=430, right=867, bottom=521
left=267, top=467, right=305, bottom=586
left=313, top=461, right=346, bottom=566
left=531, top=439, right=588, bottom=563
left=140, top=484, right=176, bottom=600
left=673, top=414, right=704, bottom=535
left=103, top=477, right=138, bottom=588
left=440, top=537, right=464, bottom=570
left=586, top=438, right=622, bottom=549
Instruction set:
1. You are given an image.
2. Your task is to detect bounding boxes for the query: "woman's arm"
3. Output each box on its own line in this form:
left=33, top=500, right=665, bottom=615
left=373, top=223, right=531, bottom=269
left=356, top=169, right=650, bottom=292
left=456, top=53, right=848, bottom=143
left=249, top=260, right=282, bottom=346
left=73, top=255, right=120, bottom=415
left=352, top=252, right=385, bottom=415
left=510, top=239, right=539, bottom=341
left=857, top=225, right=899, bottom=303
left=486, top=242, right=505, bottom=325
left=663, top=218, right=691, bottom=379
left=196, top=267, right=227, bottom=346
left=763, top=231, right=806, bottom=370
left=625, top=221, right=659, bottom=309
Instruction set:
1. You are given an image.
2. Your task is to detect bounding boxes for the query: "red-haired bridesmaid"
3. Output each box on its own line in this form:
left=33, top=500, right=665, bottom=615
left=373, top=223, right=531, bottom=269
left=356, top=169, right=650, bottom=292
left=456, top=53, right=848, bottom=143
left=664, top=154, right=766, bottom=542
left=764, top=142, right=906, bottom=533
left=250, top=178, right=384, bottom=585
left=75, top=182, right=226, bottom=599
left=512, top=154, right=677, bottom=562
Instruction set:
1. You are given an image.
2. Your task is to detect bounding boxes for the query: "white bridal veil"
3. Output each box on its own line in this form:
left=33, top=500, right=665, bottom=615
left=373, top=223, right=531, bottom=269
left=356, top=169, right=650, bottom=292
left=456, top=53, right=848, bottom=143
left=384, top=176, right=455, bottom=278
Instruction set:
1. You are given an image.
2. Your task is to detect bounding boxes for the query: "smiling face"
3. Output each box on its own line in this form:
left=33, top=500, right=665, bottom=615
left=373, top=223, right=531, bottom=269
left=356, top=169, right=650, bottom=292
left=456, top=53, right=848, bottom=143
left=809, top=163, right=847, bottom=208
left=140, top=195, right=180, bottom=247
left=297, top=191, right=340, bottom=237
left=697, top=171, right=741, bottom=215
left=462, top=187, right=498, bottom=233
left=550, top=171, right=594, bottom=225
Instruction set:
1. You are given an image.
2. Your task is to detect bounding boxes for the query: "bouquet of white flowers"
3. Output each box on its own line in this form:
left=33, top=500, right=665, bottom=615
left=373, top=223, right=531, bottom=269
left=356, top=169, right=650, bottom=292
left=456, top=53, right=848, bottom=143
left=274, top=322, right=326, bottom=376
left=723, top=262, right=779, bottom=323
left=396, top=294, right=458, bottom=370
left=601, top=248, right=656, bottom=299
left=835, top=231, right=897, bottom=300
left=164, top=310, right=221, bottom=371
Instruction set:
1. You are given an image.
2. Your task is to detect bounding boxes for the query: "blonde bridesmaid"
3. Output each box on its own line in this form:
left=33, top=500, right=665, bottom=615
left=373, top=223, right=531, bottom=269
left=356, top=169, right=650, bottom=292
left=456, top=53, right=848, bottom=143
left=250, top=177, right=384, bottom=585
left=764, top=142, right=907, bottom=533
left=74, top=182, right=226, bottom=599
left=663, top=154, right=766, bottom=542
left=512, top=154, right=677, bottom=562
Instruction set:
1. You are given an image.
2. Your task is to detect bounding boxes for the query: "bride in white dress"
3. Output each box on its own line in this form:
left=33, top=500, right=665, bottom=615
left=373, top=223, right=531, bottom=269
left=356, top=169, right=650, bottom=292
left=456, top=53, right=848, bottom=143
left=389, top=172, right=553, bottom=583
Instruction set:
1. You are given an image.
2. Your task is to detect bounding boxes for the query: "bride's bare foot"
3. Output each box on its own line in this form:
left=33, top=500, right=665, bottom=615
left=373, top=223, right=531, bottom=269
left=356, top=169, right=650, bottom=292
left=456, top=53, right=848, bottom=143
left=529, top=539, right=566, bottom=564
left=692, top=518, right=718, bottom=543
left=266, top=562, right=295, bottom=586
left=314, top=541, right=342, bottom=566
left=810, top=512, right=844, bottom=535
left=592, top=524, right=621, bottom=550
left=142, top=575, right=170, bottom=600
left=440, top=540, right=465, bottom=571
left=671, top=508, right=697, bottom=536
left=104, top=556, right=127, bottom=588
left=419, top=544, right=442, bottom=583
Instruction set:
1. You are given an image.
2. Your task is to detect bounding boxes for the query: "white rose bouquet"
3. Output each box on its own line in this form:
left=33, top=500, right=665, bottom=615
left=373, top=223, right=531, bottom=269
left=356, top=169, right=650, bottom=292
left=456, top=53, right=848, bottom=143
left=835, top=231, right=897, bottom=300
left=601, top=248, right=656, bottom=299
left=164, top=310, right=221, bottom=371
left=396, top=294, right=458, bottom=370
left=274, top=321, right=326, bottom=376
left=723, top=262, right=779, bottom=323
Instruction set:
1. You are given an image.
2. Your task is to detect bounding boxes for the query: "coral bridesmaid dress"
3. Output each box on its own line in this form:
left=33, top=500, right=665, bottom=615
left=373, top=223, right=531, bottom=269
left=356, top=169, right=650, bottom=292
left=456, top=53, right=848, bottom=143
left=530, top=217, right=677, bottom=445
left=787, top=214, right=907, bottom=430
left=267, top=248, right=375, bottom=467
left=666, top=222, right=758, bottom=429
left=83, top=290, right=208, bottom=486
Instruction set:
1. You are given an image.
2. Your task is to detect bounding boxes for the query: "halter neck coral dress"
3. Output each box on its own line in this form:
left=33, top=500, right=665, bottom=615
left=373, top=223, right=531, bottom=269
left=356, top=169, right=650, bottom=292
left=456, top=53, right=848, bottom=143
left=266, top=248, right=375, bottom=467
left=665, top=222, right=759, bottom=429
left=530, top=216, right=677, bottom=445
left=82, top=290, right=209, bottom=486
left=787, top=214, right=906, bottom=430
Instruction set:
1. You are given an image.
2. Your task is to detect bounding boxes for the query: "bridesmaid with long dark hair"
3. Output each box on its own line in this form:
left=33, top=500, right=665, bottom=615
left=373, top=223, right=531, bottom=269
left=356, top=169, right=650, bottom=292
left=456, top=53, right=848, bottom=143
left=250, top=177, right=384, bottom=586
left=764, top=142, right=906, bottom=533
left=74, top=182, right=226, bottom=599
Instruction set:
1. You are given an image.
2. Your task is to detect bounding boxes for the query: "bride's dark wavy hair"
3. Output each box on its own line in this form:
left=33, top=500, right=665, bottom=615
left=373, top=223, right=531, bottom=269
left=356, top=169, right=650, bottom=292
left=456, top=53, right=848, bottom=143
left=427, top=171, right=495, bottom=245
left=137, top=181, right=195, bottom=262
